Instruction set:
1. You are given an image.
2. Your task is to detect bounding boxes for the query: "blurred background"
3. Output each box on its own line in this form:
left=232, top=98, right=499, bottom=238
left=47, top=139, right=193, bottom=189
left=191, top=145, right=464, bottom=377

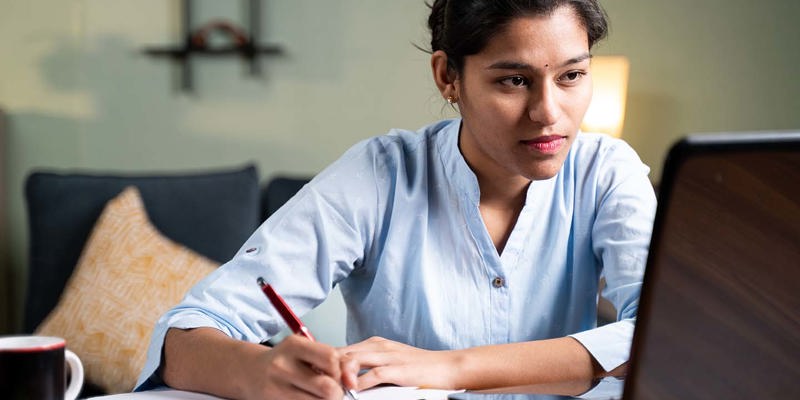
left=1, top=0, right=799, bottom=342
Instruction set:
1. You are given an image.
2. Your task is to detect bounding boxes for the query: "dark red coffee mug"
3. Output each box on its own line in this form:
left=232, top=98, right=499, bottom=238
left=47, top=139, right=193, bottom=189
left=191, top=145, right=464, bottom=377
left=0, top=336, right=84, bottom=400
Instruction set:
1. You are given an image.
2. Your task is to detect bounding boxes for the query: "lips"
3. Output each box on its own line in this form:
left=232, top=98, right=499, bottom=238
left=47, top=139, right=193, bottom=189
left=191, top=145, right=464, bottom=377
left=521, top=135, right=566, bottom=154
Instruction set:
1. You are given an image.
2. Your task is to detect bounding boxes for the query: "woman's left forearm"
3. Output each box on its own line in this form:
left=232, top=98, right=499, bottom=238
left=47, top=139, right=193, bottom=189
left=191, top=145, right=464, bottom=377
left=450, top=336, right=602, bottom=390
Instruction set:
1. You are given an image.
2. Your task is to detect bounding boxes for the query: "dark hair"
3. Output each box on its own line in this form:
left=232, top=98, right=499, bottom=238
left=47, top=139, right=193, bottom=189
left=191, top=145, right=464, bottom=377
left=427, top=0, right=608, bottom=74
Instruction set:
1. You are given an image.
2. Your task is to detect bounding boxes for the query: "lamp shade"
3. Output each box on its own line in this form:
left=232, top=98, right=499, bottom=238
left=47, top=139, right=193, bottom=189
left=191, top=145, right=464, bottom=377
left=581, top=56, right=630, bottom=138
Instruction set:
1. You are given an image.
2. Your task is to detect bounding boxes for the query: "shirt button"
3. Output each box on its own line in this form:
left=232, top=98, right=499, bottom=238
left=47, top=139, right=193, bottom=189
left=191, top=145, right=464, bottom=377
left=492, top=276, right=505, bottom=288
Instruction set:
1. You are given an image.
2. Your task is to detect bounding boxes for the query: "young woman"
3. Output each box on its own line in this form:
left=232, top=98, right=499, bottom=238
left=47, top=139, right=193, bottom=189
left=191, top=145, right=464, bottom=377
left=137, top=1, right=656, bottom=399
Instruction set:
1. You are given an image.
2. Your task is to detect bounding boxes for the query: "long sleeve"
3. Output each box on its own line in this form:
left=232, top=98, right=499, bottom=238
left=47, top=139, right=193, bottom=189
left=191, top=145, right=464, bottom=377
left=570, top=138, right=657, bottom=371
left=134, top=138, right=385, bottom=391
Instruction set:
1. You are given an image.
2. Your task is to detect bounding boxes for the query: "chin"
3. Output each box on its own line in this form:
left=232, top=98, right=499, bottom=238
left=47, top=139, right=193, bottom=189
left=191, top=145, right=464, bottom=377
left=521, top=159, right=568, bottom=181
left=526, top=171, right=560, bottom=181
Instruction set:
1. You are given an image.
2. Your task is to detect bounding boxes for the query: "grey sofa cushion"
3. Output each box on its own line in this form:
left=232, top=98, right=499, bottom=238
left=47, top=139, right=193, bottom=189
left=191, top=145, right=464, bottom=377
left=261, top=176, right=310, bottom=221
left=23, top=165, right=260, bottom=333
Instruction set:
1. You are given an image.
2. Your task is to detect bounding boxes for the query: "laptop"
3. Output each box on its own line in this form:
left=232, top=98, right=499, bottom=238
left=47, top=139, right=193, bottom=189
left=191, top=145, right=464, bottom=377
left=624, top=131, right=800, bottom=399
left=450, top=131, right=800, bottom=400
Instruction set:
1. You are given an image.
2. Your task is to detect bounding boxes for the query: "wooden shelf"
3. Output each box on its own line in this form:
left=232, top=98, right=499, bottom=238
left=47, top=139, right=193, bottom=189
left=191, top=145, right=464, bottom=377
left=143, top=0, right=284, bottom=93
left=143, top=44, right=283, bottom=58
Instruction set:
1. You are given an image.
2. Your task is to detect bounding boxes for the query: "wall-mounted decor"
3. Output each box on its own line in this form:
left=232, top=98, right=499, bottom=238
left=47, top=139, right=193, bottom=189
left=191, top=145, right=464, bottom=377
left=144, top=0, right=283, bottom=92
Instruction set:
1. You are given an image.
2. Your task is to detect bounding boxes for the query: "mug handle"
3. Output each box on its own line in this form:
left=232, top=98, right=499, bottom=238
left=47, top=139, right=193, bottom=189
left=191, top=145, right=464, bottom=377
left=64, top=349, right=84, bottom=400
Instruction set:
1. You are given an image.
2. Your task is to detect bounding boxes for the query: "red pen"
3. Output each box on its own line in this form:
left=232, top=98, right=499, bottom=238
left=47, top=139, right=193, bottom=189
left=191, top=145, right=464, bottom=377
left=257, top=277, right=359, bottom=400
left=258, top=277, right=315, bottom=341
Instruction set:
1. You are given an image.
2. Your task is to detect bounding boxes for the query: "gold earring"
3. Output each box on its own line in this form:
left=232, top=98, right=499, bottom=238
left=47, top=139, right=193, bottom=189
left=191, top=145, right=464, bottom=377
left=446, top=96, right=455, bottom=104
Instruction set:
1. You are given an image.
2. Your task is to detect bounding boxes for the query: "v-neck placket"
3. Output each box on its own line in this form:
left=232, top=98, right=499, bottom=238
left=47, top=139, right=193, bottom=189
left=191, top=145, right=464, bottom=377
left=437, top=119, right=535, bottom=343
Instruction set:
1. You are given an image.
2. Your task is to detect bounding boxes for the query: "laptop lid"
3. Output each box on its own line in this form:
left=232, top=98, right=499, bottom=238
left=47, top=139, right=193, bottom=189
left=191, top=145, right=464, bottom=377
left=624, top=131, right=800, bottom=398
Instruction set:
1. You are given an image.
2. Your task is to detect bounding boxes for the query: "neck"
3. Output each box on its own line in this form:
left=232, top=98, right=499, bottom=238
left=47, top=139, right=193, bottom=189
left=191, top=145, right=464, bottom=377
left=457, top=123, right=530, bottom=207
left=474, top=172, right=528, bottom=255
left=476, top=173, right=529, bottom=207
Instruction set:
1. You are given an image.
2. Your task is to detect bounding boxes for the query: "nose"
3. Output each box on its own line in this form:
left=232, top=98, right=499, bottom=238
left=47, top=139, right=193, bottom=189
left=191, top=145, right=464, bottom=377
left=528, top=82, right=560, bottom=126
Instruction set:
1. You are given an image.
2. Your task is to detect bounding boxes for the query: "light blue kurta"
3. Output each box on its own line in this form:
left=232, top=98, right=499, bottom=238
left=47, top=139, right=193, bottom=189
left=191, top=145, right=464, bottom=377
left=137, top=118, right=656, bottom=390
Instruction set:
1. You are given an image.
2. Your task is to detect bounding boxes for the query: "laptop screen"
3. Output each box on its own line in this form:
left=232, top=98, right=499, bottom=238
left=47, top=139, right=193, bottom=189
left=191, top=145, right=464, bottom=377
left=624, top=132, right=800, bottom=398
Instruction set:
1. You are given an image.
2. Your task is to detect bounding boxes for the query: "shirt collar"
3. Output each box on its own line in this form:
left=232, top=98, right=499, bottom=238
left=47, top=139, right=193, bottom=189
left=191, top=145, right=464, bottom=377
left=434, top=118, right=565, bottom=207
left=435, top=118, right=481, bottom=205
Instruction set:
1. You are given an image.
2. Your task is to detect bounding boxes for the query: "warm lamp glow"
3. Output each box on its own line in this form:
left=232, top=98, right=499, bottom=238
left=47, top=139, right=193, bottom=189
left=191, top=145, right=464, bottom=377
left=581, top=56, right=630, bottom=138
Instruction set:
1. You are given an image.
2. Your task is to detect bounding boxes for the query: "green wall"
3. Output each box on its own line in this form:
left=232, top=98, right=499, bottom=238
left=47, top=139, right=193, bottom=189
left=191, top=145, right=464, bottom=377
left=1, top=0, right=799, bottom=341
left=601, top=0, right=800, bottom=176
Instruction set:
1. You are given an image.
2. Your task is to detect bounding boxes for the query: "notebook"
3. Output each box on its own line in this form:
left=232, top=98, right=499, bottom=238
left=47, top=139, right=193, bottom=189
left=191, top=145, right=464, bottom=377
left=623, top=131, right=800, bottom=398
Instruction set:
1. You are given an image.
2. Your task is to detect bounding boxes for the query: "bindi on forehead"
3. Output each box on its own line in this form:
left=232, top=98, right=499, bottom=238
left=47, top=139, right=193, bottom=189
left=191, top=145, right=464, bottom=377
left=485, top=53, right=591, bottom=73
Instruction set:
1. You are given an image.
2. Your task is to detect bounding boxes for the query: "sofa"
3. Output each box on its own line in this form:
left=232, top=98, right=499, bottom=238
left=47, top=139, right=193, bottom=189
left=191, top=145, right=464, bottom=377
left=23, top=164, right=309, bottom=396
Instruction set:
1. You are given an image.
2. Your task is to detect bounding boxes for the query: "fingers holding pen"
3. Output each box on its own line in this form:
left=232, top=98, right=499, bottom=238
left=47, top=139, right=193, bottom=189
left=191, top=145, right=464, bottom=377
left=285, top=335, right=343, bottom=376
left=256, top=335, right=355, bottom=399
left=296, top=340, right=360, bottom=396
left=289, top=335, right=361, bottom=397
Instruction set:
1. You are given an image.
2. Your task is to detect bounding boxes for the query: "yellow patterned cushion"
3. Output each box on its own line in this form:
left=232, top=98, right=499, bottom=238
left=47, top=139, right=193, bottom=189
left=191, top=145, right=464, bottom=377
left=35, top=186, right=218, bottom=393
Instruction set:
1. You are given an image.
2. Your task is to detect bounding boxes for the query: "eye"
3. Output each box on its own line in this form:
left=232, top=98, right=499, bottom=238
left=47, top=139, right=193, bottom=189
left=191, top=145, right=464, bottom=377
left=499, top=75, right=530, bottom=87
left=557, top=70, right=586, bottom=84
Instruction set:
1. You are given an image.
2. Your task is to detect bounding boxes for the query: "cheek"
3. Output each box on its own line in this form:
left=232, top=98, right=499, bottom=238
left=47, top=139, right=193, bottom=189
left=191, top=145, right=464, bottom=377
left=563, top=86, right=593, bottom=121
left=477, top=93, right=531, bottom=126
left=464, top=95, right=523, bottom=130
left=579, top=83, right=594, bottom=111
left=460, top=79, right=526, bottom=120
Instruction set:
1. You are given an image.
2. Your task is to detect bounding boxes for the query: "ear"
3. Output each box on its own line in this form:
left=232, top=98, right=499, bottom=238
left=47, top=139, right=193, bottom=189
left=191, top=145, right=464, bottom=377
left=431, top=50, right=458, bottom=100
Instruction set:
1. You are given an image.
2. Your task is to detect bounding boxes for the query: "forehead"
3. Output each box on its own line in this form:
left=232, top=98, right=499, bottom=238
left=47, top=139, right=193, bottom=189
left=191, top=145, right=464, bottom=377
left=470, top=6, right=589, bottom=68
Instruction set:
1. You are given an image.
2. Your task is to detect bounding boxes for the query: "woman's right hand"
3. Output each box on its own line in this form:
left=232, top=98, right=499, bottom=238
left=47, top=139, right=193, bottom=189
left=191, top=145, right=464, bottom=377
left=241, top=334, right=360, bottom=399
left=163, top=328, right=358, bottom=400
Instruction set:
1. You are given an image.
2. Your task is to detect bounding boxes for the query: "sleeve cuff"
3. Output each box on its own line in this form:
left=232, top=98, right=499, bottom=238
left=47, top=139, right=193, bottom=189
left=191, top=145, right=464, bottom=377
left=133, top=312, right=230, bottom=391
left=569, top=319, right=635, bottom=372
left=576, top=376, right=625, bottom=399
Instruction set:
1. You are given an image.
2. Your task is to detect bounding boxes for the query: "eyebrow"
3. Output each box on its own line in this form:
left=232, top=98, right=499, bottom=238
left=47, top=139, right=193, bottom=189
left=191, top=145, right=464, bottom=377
left=487, top=52, right=592, bottom=71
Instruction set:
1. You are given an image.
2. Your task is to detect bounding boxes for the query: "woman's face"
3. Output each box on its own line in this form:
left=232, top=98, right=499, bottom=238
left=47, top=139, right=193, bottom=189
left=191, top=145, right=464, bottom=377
left=455, top=6, right=593, bottom=182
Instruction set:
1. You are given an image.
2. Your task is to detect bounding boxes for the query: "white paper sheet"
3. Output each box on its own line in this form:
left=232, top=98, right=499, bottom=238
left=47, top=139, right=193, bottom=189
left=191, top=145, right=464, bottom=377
left=90, top=386, right=463, bottom=400
left=89, top=389, right=219, bottom=399
left=355, top=385, right=462, bottom=400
